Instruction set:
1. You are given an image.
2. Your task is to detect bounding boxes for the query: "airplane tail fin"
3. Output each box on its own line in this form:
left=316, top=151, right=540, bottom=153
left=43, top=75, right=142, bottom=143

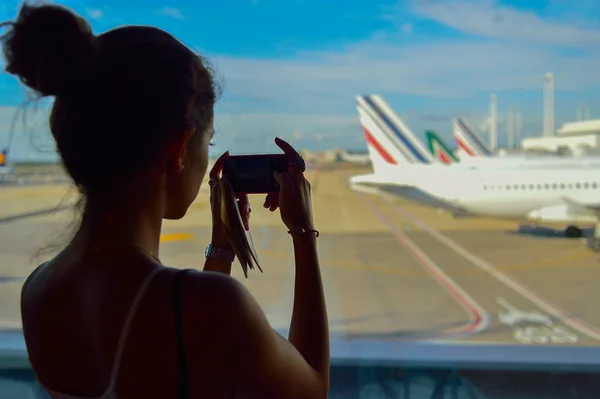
left=355, top=94, right=436, bottom=173
left=426, top=131, right=458, bottom=165
left=453, top=118, right=493, bottom=158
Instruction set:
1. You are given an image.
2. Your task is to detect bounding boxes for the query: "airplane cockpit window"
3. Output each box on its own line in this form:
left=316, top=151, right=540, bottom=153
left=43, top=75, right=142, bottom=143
left=2, top=1, right=600, bottom=398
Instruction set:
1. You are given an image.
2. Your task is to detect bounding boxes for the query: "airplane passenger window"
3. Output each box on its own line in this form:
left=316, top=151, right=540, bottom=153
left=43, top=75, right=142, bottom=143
left=513, top=184, right=519, bottom=190
left=551, top=183, right=557, bottom=190
left=520, top=184, right=526, bottom=190
left=528, top=184, right=534, bottom=190
left=536, top=184, right=542, bottom=190
left=506, top=185, right=511, bottom=190
left=584, top=183, right=590, bottom=189
left=544, top=184, right=550, bottom=190
left=593, top=183, right=598, bottom=189
left=560, top=183, right=566, bottom=190
left=576, top=183, right=582, bottom=189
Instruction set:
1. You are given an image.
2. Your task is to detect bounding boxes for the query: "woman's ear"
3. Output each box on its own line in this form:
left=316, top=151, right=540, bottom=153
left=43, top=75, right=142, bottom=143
left=167, top=128, right=195, bottom=173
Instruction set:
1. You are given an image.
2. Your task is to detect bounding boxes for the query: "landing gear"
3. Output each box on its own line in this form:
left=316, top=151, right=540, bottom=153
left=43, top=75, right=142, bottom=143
left=565, top=225, right=583, bottom=238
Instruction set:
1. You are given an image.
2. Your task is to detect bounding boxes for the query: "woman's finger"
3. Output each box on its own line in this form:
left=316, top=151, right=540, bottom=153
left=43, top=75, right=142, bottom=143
left=274, top=137, right=299, bottom=160
left=263, top=192, right=279, bottom=210
left=209, top=151, right=230, bottom=179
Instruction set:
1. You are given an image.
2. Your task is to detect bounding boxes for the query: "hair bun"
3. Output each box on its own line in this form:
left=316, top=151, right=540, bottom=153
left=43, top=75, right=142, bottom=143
left=1, top=3, right=96, bottom=97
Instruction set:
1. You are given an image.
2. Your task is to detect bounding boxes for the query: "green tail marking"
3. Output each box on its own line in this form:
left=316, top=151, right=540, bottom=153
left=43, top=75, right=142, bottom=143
left=426, top=131, right=458, bottom=164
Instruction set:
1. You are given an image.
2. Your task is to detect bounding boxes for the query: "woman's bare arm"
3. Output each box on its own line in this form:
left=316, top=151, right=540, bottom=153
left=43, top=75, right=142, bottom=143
left=223, top=274, right=329, bottom=398
left=287, top=233, right=329, bottom=386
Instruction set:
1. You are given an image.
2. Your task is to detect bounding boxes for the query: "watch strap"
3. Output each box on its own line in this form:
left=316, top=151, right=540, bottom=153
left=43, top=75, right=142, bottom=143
left=205, top=244, right=236, bottom=263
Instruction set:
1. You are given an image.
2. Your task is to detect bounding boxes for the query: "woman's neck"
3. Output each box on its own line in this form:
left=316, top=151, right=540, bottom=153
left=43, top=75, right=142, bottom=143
left=74, top=192, right=164, bottom=258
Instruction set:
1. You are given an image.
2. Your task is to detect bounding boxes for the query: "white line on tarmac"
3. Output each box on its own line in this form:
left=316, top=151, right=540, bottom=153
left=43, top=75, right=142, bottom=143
left=358, top=193, right=490, bottom=340
left=389, top=200, right=600, bottom=342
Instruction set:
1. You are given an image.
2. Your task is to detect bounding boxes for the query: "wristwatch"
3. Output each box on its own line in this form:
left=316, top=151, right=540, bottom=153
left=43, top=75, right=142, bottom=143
left=205, top=244, right=236, bottom=263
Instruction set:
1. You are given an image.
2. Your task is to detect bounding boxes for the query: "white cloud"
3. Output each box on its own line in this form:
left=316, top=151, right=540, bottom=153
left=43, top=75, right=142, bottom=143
left=211, top=39, right=600, bottom=103
left=200, top=0, right=600, bottom=114
left=410, top=0, right=600, bottom=46
left=85, top=8, right=104, bottom=20
left=157, top=7, right=185, bottom=20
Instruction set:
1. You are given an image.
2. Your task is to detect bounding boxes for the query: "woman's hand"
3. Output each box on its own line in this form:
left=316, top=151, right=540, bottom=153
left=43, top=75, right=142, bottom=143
left=263, top=137, right=314, bottom=232
left=209, top=151, right=251, bottom=249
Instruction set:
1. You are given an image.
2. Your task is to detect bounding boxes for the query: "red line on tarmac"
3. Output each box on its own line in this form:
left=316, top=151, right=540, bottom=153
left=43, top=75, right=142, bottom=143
left=358, top=193, right=489, bottom=341
left=390, top=201, right=600, bottom=342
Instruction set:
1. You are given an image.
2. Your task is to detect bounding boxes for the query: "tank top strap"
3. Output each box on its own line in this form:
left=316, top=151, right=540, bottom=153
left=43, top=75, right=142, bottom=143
left=107, top=267, right=164, bottom=386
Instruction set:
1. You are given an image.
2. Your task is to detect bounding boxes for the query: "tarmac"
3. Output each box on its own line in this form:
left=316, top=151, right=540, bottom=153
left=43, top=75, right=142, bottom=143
left=1, top=164, right=600, bottom=349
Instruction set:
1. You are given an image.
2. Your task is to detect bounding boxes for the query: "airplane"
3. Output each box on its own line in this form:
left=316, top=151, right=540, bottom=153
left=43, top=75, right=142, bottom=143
left=452, top=117, right=599, bottom=161
left=452, top=117, right=493, bottom=159
left=336, top=149, right=371, bottom=165
left=427, top=130, right=600, bottom=170
left=350, top=94, right=600, bottom=248
left=425, top=131, right=459, bottom=165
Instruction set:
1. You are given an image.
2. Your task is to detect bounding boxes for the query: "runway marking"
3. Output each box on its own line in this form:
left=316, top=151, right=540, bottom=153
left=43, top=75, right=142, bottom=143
left=358, top=193, right=489, bottom=340
left=496, top=297, right=579, bottom=345
left=497, top=297, right=552, bottom=326
left=160, top=233, right=194, bottom=242
left=389, top=201, right=600, bottom=342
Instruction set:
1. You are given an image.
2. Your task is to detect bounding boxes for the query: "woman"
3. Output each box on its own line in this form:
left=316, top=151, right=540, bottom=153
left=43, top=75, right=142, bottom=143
left=2, top=3, right=329, bottom=398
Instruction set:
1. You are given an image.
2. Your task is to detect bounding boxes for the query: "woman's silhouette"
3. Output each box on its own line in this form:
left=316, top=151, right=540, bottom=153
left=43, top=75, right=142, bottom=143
left=2, top=3, right=329, bottom=398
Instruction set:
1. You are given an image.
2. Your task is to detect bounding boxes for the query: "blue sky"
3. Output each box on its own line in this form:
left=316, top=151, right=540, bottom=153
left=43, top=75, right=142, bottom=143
left=1, top=0, right=600, bottom=161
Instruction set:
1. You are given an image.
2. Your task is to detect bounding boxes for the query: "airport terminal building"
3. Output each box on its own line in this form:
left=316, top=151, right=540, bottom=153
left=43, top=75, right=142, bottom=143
left=522, top=119, right=600, bottom=155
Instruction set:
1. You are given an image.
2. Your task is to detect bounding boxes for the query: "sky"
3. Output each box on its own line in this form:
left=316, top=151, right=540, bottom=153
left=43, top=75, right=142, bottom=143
left=0, top=0, right=600, bottom=161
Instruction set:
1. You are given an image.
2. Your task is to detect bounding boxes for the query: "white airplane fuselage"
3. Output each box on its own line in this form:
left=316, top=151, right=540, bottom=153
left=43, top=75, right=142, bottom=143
left=354, top=165, right=600, bottom=224
left=454, top=155, right=600, bottom=171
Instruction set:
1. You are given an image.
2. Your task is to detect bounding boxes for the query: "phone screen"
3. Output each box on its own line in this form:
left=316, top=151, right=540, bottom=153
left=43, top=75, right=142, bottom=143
left=222, top=154, right=288, bottom=194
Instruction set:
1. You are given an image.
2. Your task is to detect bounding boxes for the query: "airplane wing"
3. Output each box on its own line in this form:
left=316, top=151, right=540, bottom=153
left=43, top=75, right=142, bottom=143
left=348, top=174, right=469, bottom=214
left=562, top=197, right=600, bottom=213
left=527, top=197, right=599, bottom=223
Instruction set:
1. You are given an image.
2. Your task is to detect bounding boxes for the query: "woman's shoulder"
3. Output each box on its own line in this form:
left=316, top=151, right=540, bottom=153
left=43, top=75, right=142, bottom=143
left=171, top=268, right=248, bottom=304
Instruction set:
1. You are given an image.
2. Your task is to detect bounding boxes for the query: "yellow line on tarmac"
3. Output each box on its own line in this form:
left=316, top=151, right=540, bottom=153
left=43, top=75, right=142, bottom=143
left=160, top=233, right=194, bottom=242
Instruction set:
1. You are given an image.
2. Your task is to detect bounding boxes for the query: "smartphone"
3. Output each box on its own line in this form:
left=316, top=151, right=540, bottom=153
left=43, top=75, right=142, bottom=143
left=222, top=154, right=288, bottom=194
